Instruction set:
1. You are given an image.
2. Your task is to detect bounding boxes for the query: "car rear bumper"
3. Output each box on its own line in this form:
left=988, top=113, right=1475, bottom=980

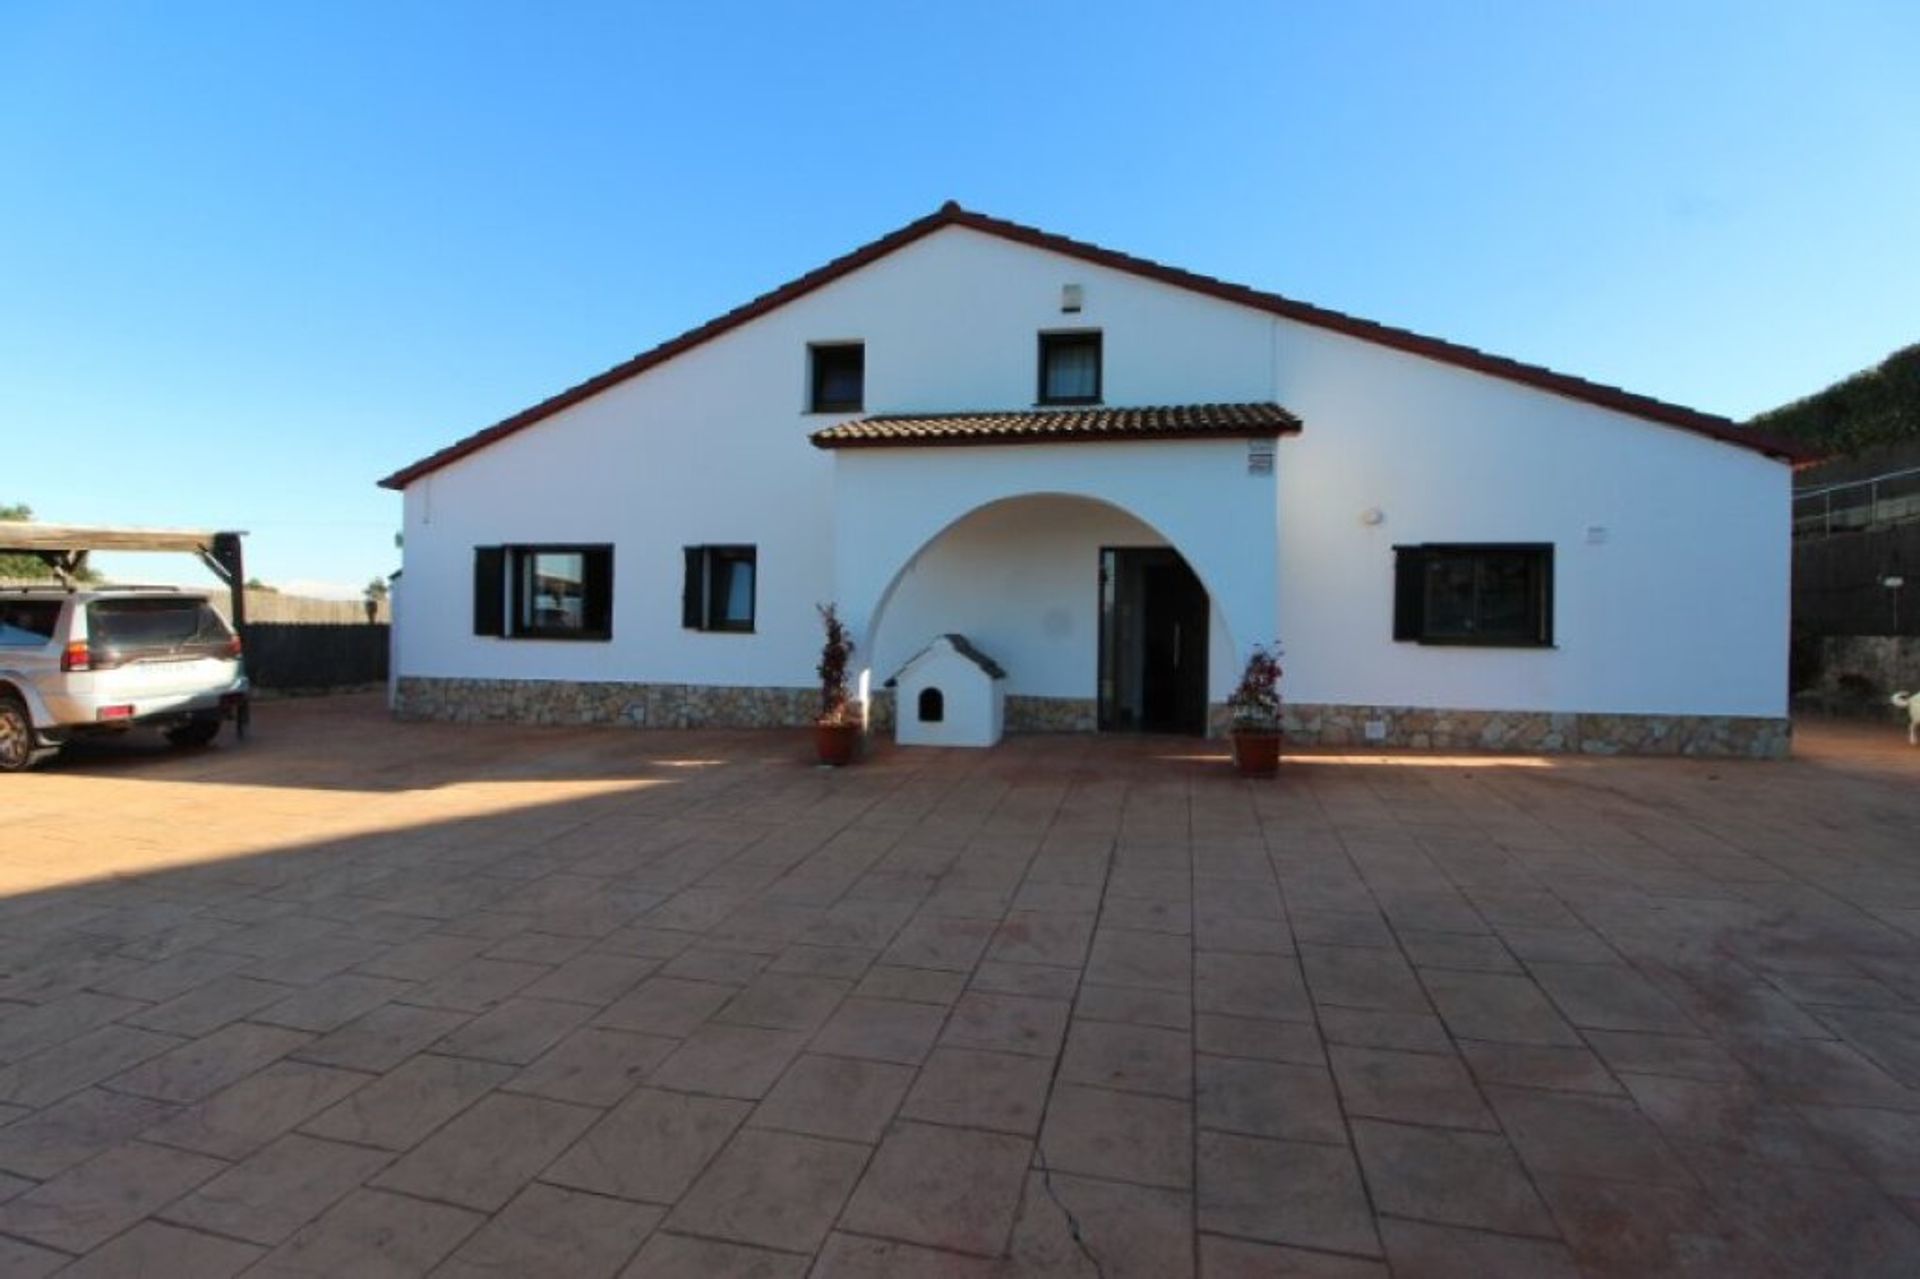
left=37, top=677, right=250, bottom=742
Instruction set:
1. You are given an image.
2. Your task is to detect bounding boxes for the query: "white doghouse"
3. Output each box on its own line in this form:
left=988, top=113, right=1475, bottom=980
left=887, top=634, right=1006, bottom=748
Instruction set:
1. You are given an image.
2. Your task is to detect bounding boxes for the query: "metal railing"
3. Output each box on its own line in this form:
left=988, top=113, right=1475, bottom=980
left=1794, top=464, right=1920, bottom=537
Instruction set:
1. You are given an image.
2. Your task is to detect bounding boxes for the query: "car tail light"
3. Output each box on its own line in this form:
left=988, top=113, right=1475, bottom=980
left=96, top=705, right=135, bottom=721
left=61, top=641, right=91, bottom=672
left=224, top=634, right=242, bottom=659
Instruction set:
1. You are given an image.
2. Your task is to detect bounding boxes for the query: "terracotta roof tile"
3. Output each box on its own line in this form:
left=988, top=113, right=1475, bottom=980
left=810, top=402, right=1301, bottom=449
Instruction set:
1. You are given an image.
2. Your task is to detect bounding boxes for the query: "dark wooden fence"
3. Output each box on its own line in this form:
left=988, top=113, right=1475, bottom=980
left=1794, top=524, right=1920, bottom=638
left=243, top=623, right=389, bottom=690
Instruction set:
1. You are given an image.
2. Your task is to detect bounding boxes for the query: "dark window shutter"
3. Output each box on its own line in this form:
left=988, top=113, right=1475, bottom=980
left=1534, top=549, right=1554, bottom=646
left=1392, top=546, right=1426, bottom=642
left=473, top=547, right=505, bottom=637
left=583, top=549, right=613, bottom=635
left=682, top=547, right=703, bottom=629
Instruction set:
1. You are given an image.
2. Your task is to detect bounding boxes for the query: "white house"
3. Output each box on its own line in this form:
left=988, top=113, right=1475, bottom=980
left=379, top=202, right=1807, bottom=757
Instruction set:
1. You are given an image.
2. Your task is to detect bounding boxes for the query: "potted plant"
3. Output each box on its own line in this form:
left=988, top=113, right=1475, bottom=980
left=814, top=603, right=860, bottom=766
left=1227, top=642, right=1283, bottom=778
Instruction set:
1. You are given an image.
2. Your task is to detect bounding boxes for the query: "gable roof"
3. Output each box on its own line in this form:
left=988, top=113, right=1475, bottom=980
left=379, top=202, right=1811, bottom=488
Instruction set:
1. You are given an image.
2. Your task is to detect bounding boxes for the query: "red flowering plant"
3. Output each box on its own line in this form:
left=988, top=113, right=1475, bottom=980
left=816, top=604, right=858, bottom=726
left=1226, top=642, right=1284, bottom=732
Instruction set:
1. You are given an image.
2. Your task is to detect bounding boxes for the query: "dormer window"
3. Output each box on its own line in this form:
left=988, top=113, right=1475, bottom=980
left=1038, top=331, right=1101, bottom=405
left=809, top=343, right=864, bottom=412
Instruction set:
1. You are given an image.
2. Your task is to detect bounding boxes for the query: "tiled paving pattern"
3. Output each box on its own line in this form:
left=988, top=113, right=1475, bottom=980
left=1, top=697, right=1918, bottom=1276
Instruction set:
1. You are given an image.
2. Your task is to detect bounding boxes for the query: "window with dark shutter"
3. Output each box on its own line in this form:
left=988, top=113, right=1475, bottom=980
left=1392, top=546, right=1426, bottom=641
left=682, top=545, right=757, bottom=633
left=1392, top=544, right=1553, bottom=647
left=473, top=547, right=505, bottom=636
left=483, top=544, right=613, bottom=641
left=682, top=548, right=703, bottom=629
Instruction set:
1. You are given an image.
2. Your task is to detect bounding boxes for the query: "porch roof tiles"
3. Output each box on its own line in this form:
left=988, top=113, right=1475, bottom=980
left=809, top=401, right=1302, bottom=449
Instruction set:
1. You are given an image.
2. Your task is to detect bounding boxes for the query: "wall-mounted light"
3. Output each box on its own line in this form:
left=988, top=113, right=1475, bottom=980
left=1061, top=284, right=1083, bottom=313
left=1359, top=508, right=1385, bottom=526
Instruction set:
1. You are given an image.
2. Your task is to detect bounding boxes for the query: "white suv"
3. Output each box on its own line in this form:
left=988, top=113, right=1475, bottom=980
left=0, top=586, right=249, bottom=771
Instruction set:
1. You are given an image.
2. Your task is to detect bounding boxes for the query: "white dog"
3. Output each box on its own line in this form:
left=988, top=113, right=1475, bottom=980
left=1896, top=692, right=1919, bottom=745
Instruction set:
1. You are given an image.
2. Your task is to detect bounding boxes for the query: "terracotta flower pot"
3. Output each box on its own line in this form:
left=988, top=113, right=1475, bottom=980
left=1231, top=728, right=1281, bottom=778
left=815, top=721, right=860, bottom=767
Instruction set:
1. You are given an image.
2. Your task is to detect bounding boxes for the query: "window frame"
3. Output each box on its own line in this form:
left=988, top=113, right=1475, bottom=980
left=1392, top=542, right=1554, bottom=649
left=1036, top=330, right=1103, bottom=406
left=683, top=544, right=758, bottom=634
left=474, top=543, right=614, bottom=642
left=808, top=342, right=865, bottom=414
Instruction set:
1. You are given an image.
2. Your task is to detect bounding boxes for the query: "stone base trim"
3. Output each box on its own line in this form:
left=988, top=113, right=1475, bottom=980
left=1278, top=703, right=1791, bottom=759
left=394, top=677, right=817, bottom=729
left=1005, top=695, right=1097, bottom=733
left=396, top=678, right=1790, bottom=758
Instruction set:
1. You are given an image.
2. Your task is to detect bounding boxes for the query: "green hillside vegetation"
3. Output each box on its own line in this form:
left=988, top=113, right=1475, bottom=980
left=1750, top=343, right=1920, bottom=455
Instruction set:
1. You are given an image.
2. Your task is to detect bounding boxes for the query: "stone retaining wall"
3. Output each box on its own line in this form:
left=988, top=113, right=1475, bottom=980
left=396, top=677, right=1790, bottom=757
left=1798, top=636, right=1920, bottom=719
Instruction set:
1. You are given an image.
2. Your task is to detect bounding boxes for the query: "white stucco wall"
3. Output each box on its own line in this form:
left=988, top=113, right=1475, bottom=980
left=1271, top=323, right=1790, bottom=717
left=393, top=220, right=1789, bottom=722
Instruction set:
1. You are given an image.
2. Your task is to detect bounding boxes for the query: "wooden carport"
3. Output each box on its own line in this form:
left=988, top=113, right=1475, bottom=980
left=0, top=523, right=251, bottom=734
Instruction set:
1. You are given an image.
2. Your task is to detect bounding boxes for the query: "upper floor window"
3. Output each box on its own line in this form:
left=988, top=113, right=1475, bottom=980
left=683, top=544, right=757, bottom=633
left=1038, top=331, right=1102, bottom=405
left=809, top=343, right=864, bottom=413
left=473, top=544, right=613, bottom=640
left=1393, top=543, right=1553, bottom=647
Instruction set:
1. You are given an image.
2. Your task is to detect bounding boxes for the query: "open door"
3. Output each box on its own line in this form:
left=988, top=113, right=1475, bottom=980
left=1099, top=547, right=1209, bottom=734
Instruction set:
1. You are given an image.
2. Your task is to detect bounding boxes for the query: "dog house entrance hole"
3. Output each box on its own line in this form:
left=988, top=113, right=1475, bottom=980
left=918, top=688, right=945, bottom=723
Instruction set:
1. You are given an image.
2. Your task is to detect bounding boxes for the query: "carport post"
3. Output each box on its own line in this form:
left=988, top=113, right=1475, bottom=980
left=201, top=531, right=251, bottom=739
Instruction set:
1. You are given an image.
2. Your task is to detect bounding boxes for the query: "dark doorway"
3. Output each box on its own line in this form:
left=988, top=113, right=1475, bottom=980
left=1099, top=547, right=1209, bottom=734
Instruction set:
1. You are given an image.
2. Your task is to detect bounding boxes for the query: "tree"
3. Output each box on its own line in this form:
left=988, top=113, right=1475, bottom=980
left=0, top=502, right=50, bottom=581
left=365, top=577, right=390, bottom=602
left=245, top=577, right=279, bottom=593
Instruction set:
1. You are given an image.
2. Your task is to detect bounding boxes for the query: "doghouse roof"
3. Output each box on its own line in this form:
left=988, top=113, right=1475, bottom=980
left=884, top=633, right=1008, bottom=687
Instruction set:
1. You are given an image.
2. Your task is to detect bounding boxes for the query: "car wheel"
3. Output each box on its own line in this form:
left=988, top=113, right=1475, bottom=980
left=0, top=695, right=48, bottom=772
left=165, top=715, right=222, bottom=749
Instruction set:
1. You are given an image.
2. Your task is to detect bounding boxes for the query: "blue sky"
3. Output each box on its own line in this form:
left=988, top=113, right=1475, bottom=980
left=4, top=1, right=1915, bottom=594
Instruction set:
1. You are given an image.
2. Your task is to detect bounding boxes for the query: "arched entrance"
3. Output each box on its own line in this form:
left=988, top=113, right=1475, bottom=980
left=861, top=494, right=1237, bottom=735
left=828, top=437, right=1279, bottom=737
